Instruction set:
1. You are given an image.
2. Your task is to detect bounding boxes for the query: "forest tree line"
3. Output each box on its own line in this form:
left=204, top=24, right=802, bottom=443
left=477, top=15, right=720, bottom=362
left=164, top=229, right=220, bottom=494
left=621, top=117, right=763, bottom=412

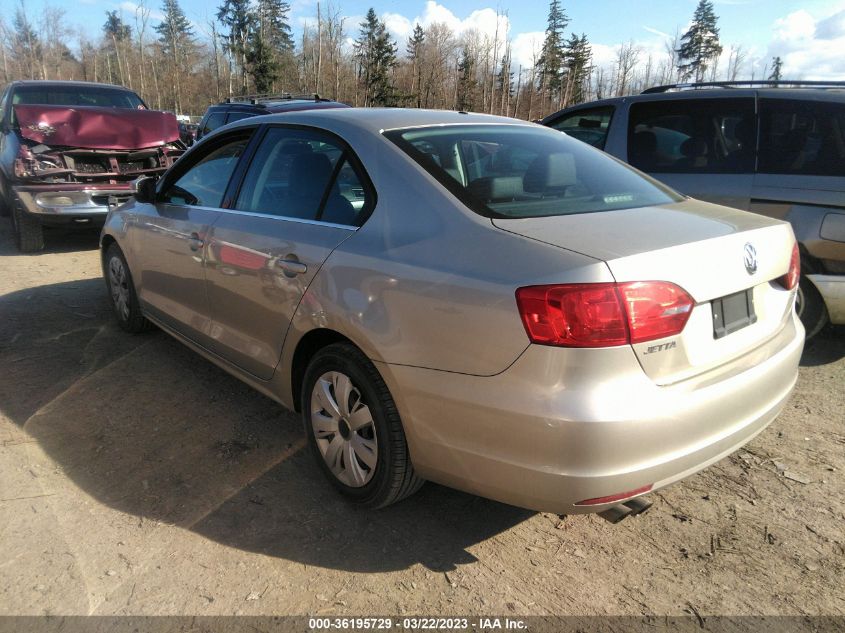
left=0, top=0, right=777, bottom=119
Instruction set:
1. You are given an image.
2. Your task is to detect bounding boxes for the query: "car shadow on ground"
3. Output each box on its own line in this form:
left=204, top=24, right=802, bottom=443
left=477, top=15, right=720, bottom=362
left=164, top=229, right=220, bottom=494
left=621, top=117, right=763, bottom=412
left=0, top=277, right=531, bottom=574
left=799, top=325, right=845, bottom=367
left=0, top=223, right=100, bottom=256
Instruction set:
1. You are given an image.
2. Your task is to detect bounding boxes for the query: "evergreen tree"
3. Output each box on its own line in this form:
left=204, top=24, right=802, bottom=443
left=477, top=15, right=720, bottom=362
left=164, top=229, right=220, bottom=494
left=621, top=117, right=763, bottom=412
left=13, top=8, right=42, bottom=78
left=102, top=11, right=131, bottom=84
left=248, top=35, right=277, bottom=93
left=456, top=48, right=477, bottom=111
left=676, top=0, right=723, bottom=82
left=156, top=0, right=195, bottom=111
left=769, top=56, right=783, bottom=81
left=496, top=45, right=513, bottom=102
left=156, top=0, right=194, bottom=57
left=247, top=0, right=294, bottom=92
left=259, top=0, right=294, bottom=52
left=354, top=9, right=398, bottom=106
left=103, top=11, right=132, bottom=42
left=406, top=24, right=425, bottom=108
left=564, top=33, right=591, bottom=105
left=217, top=0, right=254, bottom=93
left=537, top=0, right=569, bottom=101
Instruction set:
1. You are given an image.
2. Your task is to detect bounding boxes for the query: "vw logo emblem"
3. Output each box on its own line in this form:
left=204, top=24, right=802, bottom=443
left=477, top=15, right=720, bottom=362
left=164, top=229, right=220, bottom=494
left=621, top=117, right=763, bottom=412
left=743, top=243, right=758, bottom=275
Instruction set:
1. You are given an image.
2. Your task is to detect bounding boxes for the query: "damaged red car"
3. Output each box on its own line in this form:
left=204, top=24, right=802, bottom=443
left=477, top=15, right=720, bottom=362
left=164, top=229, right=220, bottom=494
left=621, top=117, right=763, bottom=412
left=0, top=80, right=185, bottom=251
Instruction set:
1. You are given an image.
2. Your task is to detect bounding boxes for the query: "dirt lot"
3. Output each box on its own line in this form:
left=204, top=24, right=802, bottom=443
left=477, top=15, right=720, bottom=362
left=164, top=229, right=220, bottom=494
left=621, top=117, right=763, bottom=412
left=1, top=221, right=843, bottom=619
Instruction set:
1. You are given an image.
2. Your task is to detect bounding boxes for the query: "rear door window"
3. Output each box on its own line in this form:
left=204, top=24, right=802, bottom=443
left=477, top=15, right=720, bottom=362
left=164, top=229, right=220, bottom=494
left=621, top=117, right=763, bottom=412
left=201, top=112, right=226, bottom=137
left=234, top=127, right=372, bottom=226
left=628, top=98, right=756, bottom=173
left=547, top=107, right=614, bottom=149
left=226, top=111, right=255, bottom=125
left=758, top=99, right=845, bottom=176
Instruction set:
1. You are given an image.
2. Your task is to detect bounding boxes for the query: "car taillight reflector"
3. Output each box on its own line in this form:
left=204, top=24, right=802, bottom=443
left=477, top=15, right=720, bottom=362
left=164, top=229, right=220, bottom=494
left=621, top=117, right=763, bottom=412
left=574, top=484, right=653, bottom=506
left=777, top=242, right=800, bottom=290
left=516, top=281, right=694, bottom=348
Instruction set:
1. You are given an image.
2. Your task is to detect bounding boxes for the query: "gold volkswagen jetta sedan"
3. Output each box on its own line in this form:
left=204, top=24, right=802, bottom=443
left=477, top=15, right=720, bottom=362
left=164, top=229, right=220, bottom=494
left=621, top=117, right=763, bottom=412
left=101, top=108, right=804, bottom=521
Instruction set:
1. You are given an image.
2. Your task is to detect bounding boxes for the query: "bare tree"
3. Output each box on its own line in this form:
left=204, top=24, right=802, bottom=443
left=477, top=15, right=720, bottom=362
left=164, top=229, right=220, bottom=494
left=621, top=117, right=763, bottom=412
left=726, top=45, right=746, bottom=81
left=135, top=2, right=151, bottom=95
left=614, top=40, right=640, bottom=96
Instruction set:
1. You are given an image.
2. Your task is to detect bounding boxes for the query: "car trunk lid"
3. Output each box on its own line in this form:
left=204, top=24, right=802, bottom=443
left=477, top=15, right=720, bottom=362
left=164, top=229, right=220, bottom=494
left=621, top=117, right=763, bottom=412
left=494, top=199, right=798, bottom=384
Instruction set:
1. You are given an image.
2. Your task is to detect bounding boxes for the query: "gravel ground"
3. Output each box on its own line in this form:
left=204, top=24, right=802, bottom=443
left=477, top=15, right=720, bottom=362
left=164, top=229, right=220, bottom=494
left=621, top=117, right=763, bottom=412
left=0, top=222, right=843, bottom=619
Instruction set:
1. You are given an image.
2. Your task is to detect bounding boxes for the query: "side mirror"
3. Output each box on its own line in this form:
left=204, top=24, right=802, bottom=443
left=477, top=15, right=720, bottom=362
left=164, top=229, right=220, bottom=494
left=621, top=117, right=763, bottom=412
left=132, top=176, right=158, bottom=203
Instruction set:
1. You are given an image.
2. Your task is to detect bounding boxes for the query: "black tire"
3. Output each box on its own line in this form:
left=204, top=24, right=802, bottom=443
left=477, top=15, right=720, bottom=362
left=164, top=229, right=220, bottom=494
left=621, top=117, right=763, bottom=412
left=104, top=243, right=152, bottom=333
left=796, top=274, right=828, bottom=340
left=10, top=198, right=44, bottom=252
left=302, top=342, right=424, bottom=508
left=0, top=176, right=10, bottom=217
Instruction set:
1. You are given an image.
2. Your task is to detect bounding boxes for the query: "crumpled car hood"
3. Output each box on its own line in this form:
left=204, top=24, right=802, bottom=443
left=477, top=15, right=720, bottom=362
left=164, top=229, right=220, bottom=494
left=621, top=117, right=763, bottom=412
left=14, top=104, right=180, bottom=150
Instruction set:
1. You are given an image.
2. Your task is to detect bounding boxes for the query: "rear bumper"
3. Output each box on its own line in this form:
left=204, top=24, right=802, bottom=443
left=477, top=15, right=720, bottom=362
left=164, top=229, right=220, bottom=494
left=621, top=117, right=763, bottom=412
left=808, top=274, right=845, bottom=325
left=379, top=311, right=804, bottom=514
left=13, top=184, right=132, bottom=225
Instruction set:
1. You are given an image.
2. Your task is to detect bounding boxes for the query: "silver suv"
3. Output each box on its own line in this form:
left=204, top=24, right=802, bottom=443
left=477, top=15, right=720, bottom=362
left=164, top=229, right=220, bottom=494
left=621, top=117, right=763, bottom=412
left=542, top=81, right=845, bottom=338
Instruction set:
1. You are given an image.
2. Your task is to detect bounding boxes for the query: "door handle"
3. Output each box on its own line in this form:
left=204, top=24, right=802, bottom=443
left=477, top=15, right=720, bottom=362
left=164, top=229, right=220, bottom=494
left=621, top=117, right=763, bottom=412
left=188, top=232, right=204, bottom=251
left=277, top=258, right=307, bottom=276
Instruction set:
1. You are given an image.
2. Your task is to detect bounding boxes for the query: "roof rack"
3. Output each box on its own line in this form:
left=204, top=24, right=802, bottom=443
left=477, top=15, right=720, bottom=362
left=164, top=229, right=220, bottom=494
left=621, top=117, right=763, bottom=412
left=642, top=80, right=845, bottom=94
left=223, top=92, right=331, bottom=105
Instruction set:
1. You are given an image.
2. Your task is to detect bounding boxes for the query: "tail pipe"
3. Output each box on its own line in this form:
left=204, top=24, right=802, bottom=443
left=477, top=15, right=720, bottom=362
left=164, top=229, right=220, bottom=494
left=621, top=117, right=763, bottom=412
left=597, top=497, right=653, bottom=524
left=623, top=496, right=653, bottom=516
left=597, top=504, right=632, bottom=524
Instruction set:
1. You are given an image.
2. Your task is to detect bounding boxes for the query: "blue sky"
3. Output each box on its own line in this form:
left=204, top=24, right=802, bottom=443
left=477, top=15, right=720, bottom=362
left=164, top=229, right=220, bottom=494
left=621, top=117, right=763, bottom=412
left=8, top=0, right=845, bottom=78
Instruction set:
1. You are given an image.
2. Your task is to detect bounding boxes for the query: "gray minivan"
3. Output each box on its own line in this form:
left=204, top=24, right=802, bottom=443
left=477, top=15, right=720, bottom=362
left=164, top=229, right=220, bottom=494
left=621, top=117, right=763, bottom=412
left=542, top=81, right=845, bottom=338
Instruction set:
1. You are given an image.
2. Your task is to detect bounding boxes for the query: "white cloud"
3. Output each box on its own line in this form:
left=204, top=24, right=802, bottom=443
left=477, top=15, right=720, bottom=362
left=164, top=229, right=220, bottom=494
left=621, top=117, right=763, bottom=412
left=383, top=12, right=413, bottom=42
left=772, top=10, right=816, bottom=41
left=591, top=43, right=619, bottom=69
left=297, top=0, right=845, bottom=83
left=381, top=2, right=510, bottom=49
left=118, top=1, right=165, bottom=22
left=511, top=31, right=543, bottom=69
left=643, top=26, right=671, bottom=39
left=768, top=6, right=845, bottom=79
left=817, top=8, right=845, bottom=39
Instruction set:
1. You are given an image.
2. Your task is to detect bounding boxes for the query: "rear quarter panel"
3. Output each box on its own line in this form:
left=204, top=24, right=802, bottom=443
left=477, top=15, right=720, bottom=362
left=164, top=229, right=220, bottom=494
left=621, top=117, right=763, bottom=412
left=277, top=125, right=611, bottom=404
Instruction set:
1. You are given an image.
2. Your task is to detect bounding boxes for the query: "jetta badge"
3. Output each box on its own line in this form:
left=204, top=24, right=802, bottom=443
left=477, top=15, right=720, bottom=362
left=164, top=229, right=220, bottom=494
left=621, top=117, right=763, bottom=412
left=743, top=242, right=758, bottom=275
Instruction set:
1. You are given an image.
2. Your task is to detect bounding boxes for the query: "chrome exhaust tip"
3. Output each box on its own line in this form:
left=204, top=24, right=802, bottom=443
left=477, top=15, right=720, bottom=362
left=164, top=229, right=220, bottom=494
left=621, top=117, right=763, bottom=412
left=623, top=496, right=653, bottom=516
left=597, top=504, right=634, bottom=524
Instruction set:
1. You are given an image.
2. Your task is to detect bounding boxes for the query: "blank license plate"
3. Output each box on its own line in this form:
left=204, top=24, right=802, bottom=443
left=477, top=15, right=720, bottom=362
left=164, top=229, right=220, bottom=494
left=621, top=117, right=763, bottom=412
left=712, top=289, right=756, bottom=339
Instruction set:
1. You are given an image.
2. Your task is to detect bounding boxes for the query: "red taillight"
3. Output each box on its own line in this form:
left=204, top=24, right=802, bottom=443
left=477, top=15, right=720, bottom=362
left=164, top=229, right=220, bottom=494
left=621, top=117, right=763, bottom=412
left=516, top=281, right=694, bottom=348
left=777, top=242, right=800, bottom=290
left=515, top=283, right=629, bottom=347
left=618, top=281, right=695, bottom=344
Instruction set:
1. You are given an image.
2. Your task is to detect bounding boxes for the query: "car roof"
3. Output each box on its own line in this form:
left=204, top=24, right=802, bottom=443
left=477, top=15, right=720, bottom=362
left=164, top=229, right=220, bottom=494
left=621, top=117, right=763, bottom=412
left=203, top=99, right=348, bottom=116
left=264, top=100, right=350, bottom=112
left=8, top=80, right=135, bottom=91
left=546, top=87, right=845, bottom=116
left=224, top=107, right=537, bottom=135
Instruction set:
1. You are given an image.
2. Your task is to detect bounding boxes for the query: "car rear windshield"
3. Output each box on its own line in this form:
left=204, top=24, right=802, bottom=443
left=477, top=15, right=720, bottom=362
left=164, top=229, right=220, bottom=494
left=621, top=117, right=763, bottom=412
left=12, top=86, right=145, bottom=109
left=385, top=124, right=681, bottom=218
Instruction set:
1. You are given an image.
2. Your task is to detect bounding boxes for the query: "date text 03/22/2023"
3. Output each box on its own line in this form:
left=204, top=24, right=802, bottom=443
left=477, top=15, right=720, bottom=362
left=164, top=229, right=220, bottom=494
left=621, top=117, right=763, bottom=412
left=307, top=617, right=528, bottom=630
